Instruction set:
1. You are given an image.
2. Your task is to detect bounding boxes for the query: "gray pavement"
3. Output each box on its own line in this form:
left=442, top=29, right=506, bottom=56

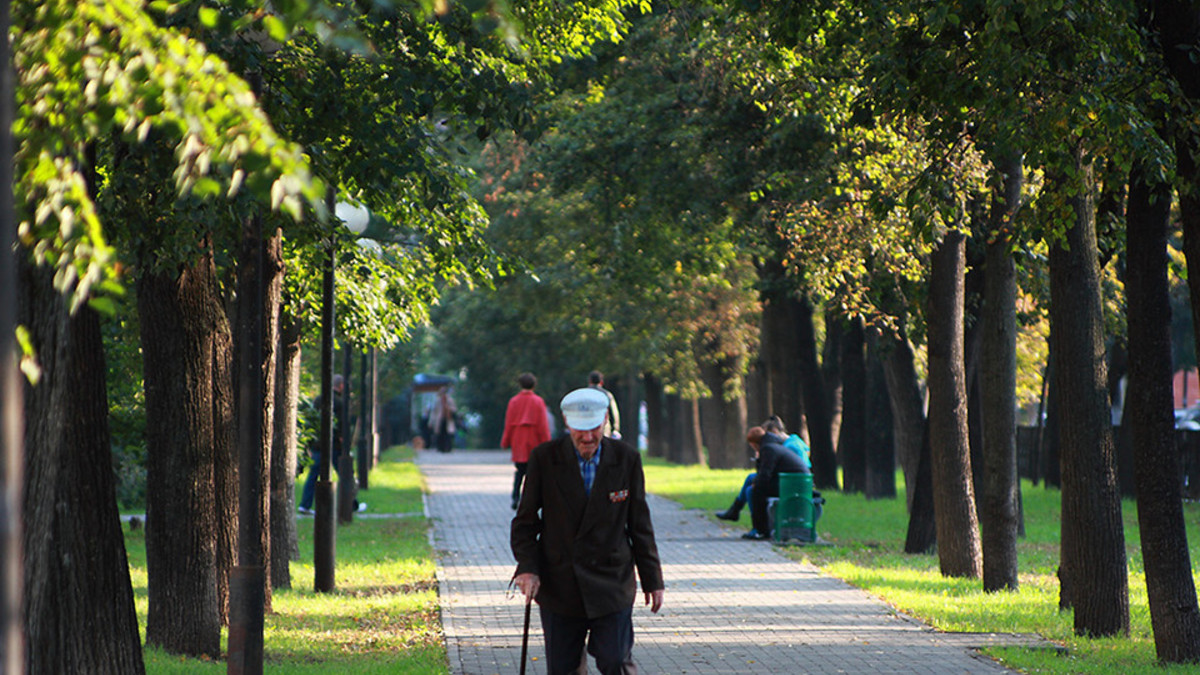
left=419, top=450, right=1029, bottom=674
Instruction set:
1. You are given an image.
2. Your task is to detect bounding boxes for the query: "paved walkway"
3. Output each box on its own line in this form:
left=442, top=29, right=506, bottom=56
left=419, top=450, right=1028, bottom=675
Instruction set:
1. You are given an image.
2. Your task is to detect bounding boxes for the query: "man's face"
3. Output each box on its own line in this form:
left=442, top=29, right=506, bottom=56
left=568, top=422, right=604, bottom=459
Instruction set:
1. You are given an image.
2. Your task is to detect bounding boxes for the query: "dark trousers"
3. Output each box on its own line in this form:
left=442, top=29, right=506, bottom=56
left=540, top=606, right=636, bottom=675
left=512, top=462, right=528, bottom=507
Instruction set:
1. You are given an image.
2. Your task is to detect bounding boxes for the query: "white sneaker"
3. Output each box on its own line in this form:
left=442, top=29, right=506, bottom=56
left=298, top=506, right=314, bottom=516
left=356, top=502, right=368, bottom=513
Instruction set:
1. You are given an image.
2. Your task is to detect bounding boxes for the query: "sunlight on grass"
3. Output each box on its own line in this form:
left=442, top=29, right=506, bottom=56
left=645, top=460, right=1200, bottom=675
left=134, top=446, right=446, bottom=675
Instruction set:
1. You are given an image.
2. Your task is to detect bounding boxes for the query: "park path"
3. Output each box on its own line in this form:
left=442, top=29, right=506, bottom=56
left=419, top=449, right=1030, bottom=674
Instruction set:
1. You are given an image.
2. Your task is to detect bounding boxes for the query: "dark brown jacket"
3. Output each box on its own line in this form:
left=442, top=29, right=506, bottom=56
left=511, top=435, right=664, bottom=618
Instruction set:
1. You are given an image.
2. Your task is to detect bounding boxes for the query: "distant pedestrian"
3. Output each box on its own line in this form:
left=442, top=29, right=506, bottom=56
left=512, top=387, right=665, bottom=674
left=429, top=386, right=458, bottom=453
left=501, top=372, right=551, bottom=510
left=588, top=370, right=621, bottom=438
left=299, top=374, right=364, bottom=513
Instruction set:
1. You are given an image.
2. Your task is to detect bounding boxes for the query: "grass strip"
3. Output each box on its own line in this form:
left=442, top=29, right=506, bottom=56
left=643, top=457, right=1200, bottom=675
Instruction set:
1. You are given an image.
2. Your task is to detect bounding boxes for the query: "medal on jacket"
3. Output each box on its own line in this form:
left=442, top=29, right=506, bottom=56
left=609, top=489, right=629, bottom=503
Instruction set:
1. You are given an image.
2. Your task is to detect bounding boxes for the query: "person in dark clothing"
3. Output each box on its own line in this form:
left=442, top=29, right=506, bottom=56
left=746, top=427, right=808, bottom=540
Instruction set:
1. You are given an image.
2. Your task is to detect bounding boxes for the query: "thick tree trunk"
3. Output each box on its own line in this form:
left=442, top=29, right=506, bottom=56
left=1126, top=166, right=1200, bottom=660
left=795, top=295, right=838, bottom=489
left=838, top=318, right=867, bottom=493
left=745, top=360, right=769, bottom=433
left=211, top=291, right=237, bottom=626
left=979, top=156, right=1023, bottom=593
left=1048, top=156, right=1129, bottom=637
left=904, top=420, right=937, bottom=554
left=864, top=332, right=896, bottom=499
left=926, top=230, right=982, bottom=578
left=19, top=261, right=144, bottom=674
left=880, top=324, right=925, bottom=511
left=139, top=261, right=224, bottom=658
left=666, top=394, right=704, bottom=465
left=643, top=373, right=666, bottom=459
left=271, top=312, right=302, bottom=588
left=698, top=352, right=748, bottom=470
left=759, top=280, right=801, bottom=429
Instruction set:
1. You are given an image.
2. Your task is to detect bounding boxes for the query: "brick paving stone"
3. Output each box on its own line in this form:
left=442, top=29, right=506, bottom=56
left=420, top=450, right=1023, bottom=675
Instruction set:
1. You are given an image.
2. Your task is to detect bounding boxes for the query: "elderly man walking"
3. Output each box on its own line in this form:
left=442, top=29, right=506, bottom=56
left=511, top=387, right=665, bottom=674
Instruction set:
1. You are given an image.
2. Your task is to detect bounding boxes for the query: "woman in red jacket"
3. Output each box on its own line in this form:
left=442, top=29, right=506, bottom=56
left=501, top=372, right=551, bottom=509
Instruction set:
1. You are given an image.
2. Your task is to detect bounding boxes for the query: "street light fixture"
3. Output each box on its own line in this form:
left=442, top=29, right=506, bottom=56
left=335, top=201, right=368, bottom=525
left=314, top=196, right=369, bottom=591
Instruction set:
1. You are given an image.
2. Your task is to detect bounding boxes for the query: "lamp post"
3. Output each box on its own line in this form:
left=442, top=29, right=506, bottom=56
left=334, top=202, right=368, bottom=525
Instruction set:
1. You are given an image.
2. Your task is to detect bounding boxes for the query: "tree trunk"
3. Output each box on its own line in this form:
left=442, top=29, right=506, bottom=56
left=904, top=419, right=937, bottom=554
left=19, top=260, right=145, bottom=674
left=1048, top=155, right=1129, bottom=637
left=1126, top=166, right=1200, bottom=660
left=643, top=373, right=666, bottom=459
left=139, top=261, right=224, bottom=658
left=880, top=324, right=925, bottom=511
left=270, top=312, right=302, bottom=588
left=620, top=372, right=639, bottom=446
left=795, top=295, right=838, bottom=489
left=864, top=331, right=896, bottom=499
left=232, top=225, right=282, bottom=608
left=822, top=306, right=844, bottom=451
left=979, top=155, right=1023, bottom=593
left=759, top=270, right=802, bottom=429
left=838, top=317, right=867, bottom=493
left=698, top=353, right=748, bottom=470
left=926, top=230, right=982, bottom=578
left=211, top=287, right=237, bottom=627
left=666, top=393, right=704, bottom=465
left=745, top=360, right=769, bottom=433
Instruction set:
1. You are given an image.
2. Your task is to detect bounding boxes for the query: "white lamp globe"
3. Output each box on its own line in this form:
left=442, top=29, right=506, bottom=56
left=335, top=201, right=370, bottom=234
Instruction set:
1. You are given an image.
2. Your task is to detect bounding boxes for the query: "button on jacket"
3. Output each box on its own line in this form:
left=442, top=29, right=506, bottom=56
left=511, top=435, right=664, bottom=619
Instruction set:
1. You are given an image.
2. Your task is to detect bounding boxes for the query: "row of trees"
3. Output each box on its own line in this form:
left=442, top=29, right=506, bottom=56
left=431, top=0, right=1200, bottom=663
left=2, top=0, right=646, bottom=672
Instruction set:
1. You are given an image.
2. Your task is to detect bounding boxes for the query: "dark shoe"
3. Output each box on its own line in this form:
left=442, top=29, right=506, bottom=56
left=741, top=530, right=769, bottom=540
left=715, top=501, right=743, bottom=521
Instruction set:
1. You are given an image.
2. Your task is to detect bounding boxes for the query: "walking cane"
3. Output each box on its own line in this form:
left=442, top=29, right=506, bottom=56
left=519, top=595, right=532, bottom=675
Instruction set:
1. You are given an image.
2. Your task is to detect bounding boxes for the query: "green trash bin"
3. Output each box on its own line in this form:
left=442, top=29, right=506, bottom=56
left=775, top=472, right=814, bottom=543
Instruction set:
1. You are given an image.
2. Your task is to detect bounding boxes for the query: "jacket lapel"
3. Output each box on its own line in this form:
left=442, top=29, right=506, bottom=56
left=576, top=439, right=617, bottom=538
left=552, top=438, right=589, bottom=526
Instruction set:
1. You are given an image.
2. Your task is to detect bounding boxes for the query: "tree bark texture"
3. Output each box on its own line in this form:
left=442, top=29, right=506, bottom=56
left=926, top=230, right=982, bottom=578
left=666, top=394, right=705, bottom=465
left=759, top=278, right=801, bottom=431
left=904, top=420, right=937, bottom=554
left=272, top=314, right=303, bottom=586
left=232, top=225, right=282, bottom=609
left=838, top=318, right=867, bottom=493
left=980, top=156, right=1022, bottom=593
left=794, top=295, right=838, bottom=489
left=864, top=332, right=896, bottom=499
left=138, top=262, right=224, bottom=658
left=1047, top=157, right=1129, bottom=637
left=880, top=325, right=926, bottom=511
left=698, top=342, right=748, bottom=469
left=19, top=261, right=145, bottom=674
left=1125, top=167, right=1200, bottom=661
left=211, top=287, right=237, bottom=626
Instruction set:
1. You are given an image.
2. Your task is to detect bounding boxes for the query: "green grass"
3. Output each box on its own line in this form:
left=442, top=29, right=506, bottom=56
left=133, top=445, right=446, bottom=674
left=643, top=458, right=1200, bottom=675
left=130, top=452, right=1200, bottom=674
